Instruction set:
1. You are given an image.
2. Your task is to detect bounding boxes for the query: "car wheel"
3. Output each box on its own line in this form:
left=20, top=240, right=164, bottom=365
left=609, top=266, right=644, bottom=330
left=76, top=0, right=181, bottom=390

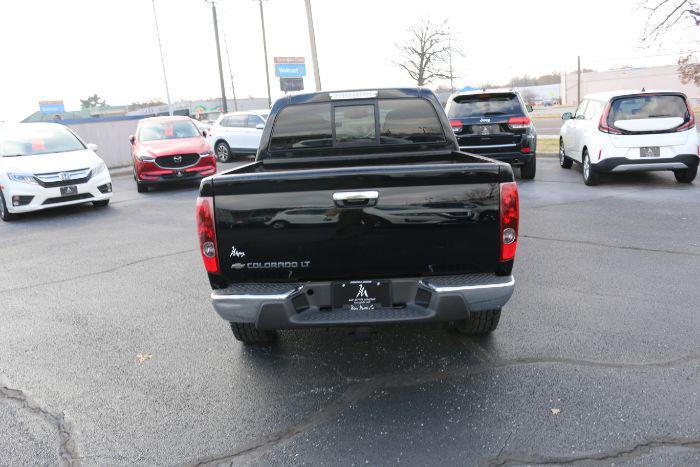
left=93, top=199, right=110, bottom=207
left=673, top=166, right=697, bottom=183
left=454, top=308, right=501, bottom=334
left=582, top=150, right=600, bottom=186
left=136, top=180, right=149, bottom=193
left=559, top=139, right=572, bottom=169
left=271, top=220, right=288, bottom=229
left=520, top=155, right=536, bottom=179
left=230, top=322, right=276, bottom=344
left=0, top=190, right=17, bottom=222
left=216, top=141, right=232, bottom=163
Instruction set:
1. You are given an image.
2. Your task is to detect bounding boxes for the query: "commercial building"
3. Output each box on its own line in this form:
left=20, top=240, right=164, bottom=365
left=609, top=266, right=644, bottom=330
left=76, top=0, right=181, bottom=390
left=561, top=65, right=699, bottom=105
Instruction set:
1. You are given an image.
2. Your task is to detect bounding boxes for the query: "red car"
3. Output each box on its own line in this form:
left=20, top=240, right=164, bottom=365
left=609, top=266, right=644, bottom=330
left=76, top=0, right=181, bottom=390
left=129, top=116, right=216, bottom=192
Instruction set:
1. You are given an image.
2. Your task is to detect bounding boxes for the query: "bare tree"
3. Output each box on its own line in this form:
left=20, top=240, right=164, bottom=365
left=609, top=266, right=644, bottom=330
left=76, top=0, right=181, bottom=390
left=641, top=0, right=700, bottom=84
left=395, top=20, right=461, bottom=87
left=642, top=0, right=699, bottom=43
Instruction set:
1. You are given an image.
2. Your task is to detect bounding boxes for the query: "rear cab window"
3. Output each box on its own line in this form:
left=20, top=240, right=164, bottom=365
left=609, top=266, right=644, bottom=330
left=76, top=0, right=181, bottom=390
left=267, top=97, right=447, bottom=157
left=448, top=93, right=525, bottom=119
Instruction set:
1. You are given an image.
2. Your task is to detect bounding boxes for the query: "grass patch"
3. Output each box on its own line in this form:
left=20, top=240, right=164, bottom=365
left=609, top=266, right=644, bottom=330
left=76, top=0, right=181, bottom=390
left=537, top=137, right=559, bottom=154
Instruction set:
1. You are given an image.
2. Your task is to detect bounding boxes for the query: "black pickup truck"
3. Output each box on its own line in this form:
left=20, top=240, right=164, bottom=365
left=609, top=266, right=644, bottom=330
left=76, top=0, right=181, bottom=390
left=196, top=88, right=519, bottom=344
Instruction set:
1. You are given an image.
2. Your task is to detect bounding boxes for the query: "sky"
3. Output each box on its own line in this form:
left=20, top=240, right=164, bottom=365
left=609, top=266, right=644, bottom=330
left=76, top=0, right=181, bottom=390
left=0, top=0, right=697, bottom=122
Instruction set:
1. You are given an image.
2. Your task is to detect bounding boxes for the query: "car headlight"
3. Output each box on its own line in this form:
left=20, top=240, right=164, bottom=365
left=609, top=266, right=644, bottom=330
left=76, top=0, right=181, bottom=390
left=199, top=150, right=215, bottom=157
left=7, top=173, right=38, bottom=184
left=91, top=162, right=107, bottom=176
left=136, top=153, right=155, bottom=162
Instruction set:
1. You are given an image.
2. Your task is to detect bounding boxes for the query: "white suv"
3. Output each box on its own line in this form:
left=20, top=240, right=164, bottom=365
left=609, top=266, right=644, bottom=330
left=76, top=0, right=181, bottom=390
left=207, top=110, right=269, bottom=162
left=559, top=90, right=698, bottom=185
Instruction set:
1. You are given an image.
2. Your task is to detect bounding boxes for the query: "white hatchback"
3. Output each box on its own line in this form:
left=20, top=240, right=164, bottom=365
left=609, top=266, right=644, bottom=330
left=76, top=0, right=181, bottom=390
left=559, top=90, right=698, bottom=185
left=0, top=123, right=112, bottom=221
left=207, top=110, right=269, bottom=162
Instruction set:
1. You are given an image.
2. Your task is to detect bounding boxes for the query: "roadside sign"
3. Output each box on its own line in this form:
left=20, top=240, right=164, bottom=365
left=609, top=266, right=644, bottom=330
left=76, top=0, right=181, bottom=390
left=280, top=78, right=304, bottom=92
left=39, top=100, right=65, bottom=114
left=274, top=57, right=305, bottom=64
left=275, top=63, right=306, bottom=77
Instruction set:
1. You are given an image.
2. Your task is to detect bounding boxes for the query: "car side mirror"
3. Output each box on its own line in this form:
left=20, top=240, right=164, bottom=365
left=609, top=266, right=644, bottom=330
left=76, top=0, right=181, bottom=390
left=87, top=143, right=98, bottom=152
left=561, top=112, right=573, bottom=120
left=526, top=104, right=533, bottom=113
left=202, top=130, right=208, bottom=137
left=255, top=123, right=265, bottom=130
left=129, top=135, right=135, bottom=144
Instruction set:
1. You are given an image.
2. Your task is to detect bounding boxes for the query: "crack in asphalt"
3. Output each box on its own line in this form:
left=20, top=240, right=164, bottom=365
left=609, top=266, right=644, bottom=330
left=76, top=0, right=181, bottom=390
left=188, top=352, right=700, bottom=465
left=483, top=437, right=700, bottom=466
left=526, top=187, right=647, bottom=210
left=522, top=234, right=700, bottom=257
left=0, top=248, right=196, bottom=294
left=190, top=378, right=382, bottom=466
left=0, top=385, right=78, bottom=465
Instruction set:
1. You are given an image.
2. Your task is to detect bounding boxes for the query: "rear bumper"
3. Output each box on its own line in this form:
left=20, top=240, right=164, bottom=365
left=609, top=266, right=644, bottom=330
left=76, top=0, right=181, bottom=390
left=594, top=154, right=698, bottom=173
left=460, top=149, right=534, bottom=166
left=211, top=274, right=515, bottom=330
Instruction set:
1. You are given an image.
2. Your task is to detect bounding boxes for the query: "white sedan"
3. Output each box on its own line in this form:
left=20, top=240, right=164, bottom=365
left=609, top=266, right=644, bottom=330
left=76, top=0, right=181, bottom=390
left=0, top=123, right=112, bottom=221
left=207, top=110, right=269, bottom=162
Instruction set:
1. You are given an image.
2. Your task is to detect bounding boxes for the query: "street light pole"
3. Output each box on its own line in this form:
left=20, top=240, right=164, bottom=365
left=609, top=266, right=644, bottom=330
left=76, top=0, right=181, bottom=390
left=151, top=0, right=173, bottom=116
left=304, top=0, right=321, bottom=91
left=206, top=0, right=228, bottom=114
left=222, top=30, right=239, bottom=112
left=257, top=0, right=272, bottom=107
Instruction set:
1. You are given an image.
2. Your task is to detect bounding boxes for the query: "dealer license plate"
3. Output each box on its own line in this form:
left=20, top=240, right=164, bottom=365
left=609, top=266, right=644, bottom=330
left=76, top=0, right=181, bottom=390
left=60, top=185, right=78, bottom=196
left=331, top=280, right=391, bottom=311
left=640, top=147, right=660, bottom=158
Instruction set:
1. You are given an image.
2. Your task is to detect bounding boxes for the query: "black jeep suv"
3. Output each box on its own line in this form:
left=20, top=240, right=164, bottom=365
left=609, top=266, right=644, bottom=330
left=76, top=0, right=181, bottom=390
left=446, top=91, right=537, bottom=179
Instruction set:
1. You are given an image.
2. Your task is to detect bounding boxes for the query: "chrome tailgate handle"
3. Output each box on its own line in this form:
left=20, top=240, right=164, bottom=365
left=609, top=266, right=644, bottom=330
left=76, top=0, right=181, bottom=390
left=332, top=190, right=379, bottom=207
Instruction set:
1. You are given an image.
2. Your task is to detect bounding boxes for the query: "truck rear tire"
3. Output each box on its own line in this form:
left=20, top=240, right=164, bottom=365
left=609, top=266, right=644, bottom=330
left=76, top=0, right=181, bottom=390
left=230, top=322, right=276, bottom=344
left=674, top=166, right=697, bottom=183
left=454, top=308, right=501, bottom=335
left=520, top=156, right=536, bottom=179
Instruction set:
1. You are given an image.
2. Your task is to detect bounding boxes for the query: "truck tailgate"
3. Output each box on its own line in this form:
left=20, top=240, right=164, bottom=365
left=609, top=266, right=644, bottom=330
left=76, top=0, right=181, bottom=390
left=211, top=161, right=503, bottom=283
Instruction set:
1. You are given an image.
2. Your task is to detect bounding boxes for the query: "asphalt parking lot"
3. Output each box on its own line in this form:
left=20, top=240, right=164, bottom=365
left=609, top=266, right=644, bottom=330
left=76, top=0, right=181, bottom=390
left=1, top=157, right=699, bottom=466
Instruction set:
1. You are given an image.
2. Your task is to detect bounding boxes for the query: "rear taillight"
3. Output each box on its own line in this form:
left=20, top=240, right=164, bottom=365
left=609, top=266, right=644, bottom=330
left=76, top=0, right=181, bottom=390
left=520, top=147, right=531, bottom=153
left=449, top=119, right=463, bottom=133
left=598, top=101, right=623, bottom=135
left=499, top=182, right=519, bottom=262
left=676, top=96, right=696, bottom=132
left=196, top=196, right=220, bottom=274
left=507, top=116, right=531, bottom=129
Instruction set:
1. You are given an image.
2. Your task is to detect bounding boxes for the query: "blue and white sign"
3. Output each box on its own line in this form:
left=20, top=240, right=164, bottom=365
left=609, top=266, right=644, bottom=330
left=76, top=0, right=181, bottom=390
left=275, top=63, right=306, bottom=78
left=39, top=101, right=65, bottom=114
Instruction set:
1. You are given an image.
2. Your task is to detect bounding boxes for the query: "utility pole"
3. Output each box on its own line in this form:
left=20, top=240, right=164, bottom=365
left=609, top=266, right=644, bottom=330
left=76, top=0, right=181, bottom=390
left=151, top=0, right=173, bottom=116
left=577, top=55, right=581, bottom=106
left=304, top=0, right=321, bottom=91
left=206, top=0, right=228, bottom=114
left=222, top=30, right=239, bottom=111
left=257, top=0, right=272, bottom=107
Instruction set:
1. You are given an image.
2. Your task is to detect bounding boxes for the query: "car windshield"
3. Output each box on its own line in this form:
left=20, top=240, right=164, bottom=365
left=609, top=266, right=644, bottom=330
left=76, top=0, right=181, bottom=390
left=448, top=93, right=523, bottom=118
left=609, top=94, right=689, bottom=121
left=139, top=120, right=200, bottom=141
left=0, top=125, right=85, bottom=157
